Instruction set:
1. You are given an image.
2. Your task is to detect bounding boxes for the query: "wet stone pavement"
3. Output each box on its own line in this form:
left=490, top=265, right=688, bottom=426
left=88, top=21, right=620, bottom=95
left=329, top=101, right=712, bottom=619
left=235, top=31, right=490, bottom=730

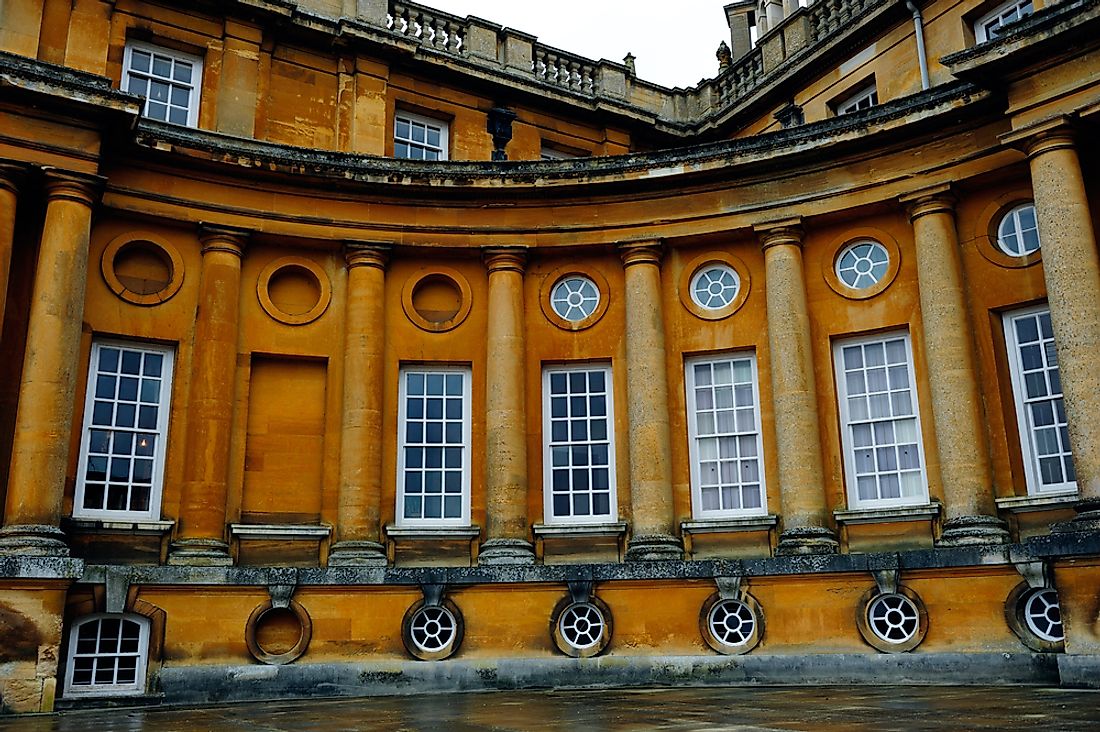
left=4, top=686, right=1099, bottom=731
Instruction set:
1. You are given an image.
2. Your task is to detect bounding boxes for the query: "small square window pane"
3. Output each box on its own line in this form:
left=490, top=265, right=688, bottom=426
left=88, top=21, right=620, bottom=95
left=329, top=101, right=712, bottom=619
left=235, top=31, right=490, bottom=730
left=131, top=50, right=151, bottom=73
left=152, top=55, right=172, bottom=77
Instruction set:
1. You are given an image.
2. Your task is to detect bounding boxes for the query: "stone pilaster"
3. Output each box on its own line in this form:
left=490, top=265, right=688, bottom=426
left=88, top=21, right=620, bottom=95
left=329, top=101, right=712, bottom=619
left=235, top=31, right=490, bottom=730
left=756, top=220, right=838, bottom=555
left=329, top=243, right=390, bottom=566
left=479, top=247, right=535, bottom=564
left=0, top=169, right=103, bottom=557
left=0, top=163, right=25, bottom=345
left=902, top=188, right=1008, bottom=546
left=620, top=242, right=683, bottom=561
left=168, top=226, right=247, bottom=566
left=1019, top=127, right=1100, bottom=530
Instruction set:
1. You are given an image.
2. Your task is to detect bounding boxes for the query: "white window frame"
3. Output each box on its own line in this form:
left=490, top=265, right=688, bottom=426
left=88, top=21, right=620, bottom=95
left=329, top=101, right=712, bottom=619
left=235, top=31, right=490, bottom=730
left=394, top=110, right=449, bottom=161
left=63, top=614, right=150, bottom=698
left=540, top=146, right=579, bottom=160
left=835, top=83, right=878, bottom=116
left=542, top=364, right=618, bottom=525
left=834, top=331, right=929, bottom=510
left=122, top=40, right=203, bottom=128
left=996, top=202, right=1041, bottom=257
left=396, top=365, right=472, bottom=527
left=975, top=0, right=1034, bottom=43
left=73, top=339, right=175, bottom=521
left=685, top=352, right=768, bottom=519
left=1003, top=304, right=1077, bottom=496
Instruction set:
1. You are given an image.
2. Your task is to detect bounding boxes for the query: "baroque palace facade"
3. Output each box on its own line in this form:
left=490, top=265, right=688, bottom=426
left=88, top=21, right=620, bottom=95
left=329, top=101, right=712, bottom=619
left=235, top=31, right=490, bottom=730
left=1, top=0, right=1099, bottom=713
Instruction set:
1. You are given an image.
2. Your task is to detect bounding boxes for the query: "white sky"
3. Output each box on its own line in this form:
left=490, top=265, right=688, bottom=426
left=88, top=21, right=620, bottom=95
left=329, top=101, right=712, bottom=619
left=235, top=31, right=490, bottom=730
left=428, top=1, right=732, bottom=89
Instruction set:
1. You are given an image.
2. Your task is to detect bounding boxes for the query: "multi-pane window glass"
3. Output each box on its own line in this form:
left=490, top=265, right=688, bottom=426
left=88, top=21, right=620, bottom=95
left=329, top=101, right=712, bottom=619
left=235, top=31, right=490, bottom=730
left=550, top=276, right=600, bottom=322
left=836, top=84, right=878, bottom=115
left=686, top=356, right=766, bottom=517
left=975, top=0, right=1034, bottom=42
left=835, top=240, right=889, bottom=290
left=123, top=42, right=202, bottom=127
left=544, top=367, right=616, bottom=523
left=1005, top=306, right=1076, bottom=493
left=394, top=112, right=448, bottom=160
left=690, top=265, right=740, bottom=310
left=835, top=334, right=927, bottom=507
left=398, top=369, right=470, bottom=524
left=64, top=615, right=149, bottom=697
left=75, top=342, right=174, bottom=519
left=996, top=203, right=1041, bottom=257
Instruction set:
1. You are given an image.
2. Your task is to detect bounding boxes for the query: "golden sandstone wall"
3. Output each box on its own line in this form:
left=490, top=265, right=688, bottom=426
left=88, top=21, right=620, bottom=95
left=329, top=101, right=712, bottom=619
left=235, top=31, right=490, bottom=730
left=1, top=0, right=1100, bottom=716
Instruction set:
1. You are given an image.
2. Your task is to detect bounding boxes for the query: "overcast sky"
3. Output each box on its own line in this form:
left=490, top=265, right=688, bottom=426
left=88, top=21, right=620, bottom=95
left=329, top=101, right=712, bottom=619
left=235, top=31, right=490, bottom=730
left=428, top=1, right=731, bottom=89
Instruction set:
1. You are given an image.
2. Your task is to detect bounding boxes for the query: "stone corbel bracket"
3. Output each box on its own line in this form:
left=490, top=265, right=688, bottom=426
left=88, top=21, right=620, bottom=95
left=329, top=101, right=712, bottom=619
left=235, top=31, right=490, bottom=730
left=714, top=575, right=742, bottom=600
left=267, top=567, right=299, bottom=609
left=872, top=569, right=899, bottom=595
left=1013, top=560, right=1052, bottom=590
left=566, top=580, right=593, bottom=605
left=104, top=565, right=134, bottom=614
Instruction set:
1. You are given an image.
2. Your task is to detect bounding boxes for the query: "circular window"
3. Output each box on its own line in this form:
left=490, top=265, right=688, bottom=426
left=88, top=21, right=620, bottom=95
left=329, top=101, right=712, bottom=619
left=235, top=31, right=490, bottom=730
left=835, top=240, right=890, bottom=290
left=1022, top=588, right=1064, bottom=643
left=996, top=203, right=1041, bottom=257
left=690, top=264, right=740, bottom=311
left=257, top=257, right=332, bottom=326
left=101, top=233, right=185, bottom=306
left=867, top=593, right=920, bottom=645
left=550, top=276, right=600, bottom=322
left=550, top=595, right=612, bottom=658
left=244, top=600, right=312, bottom=666
left=699, top=592, right=764, bottom=655
left=401, top=598, right=464, bottom=661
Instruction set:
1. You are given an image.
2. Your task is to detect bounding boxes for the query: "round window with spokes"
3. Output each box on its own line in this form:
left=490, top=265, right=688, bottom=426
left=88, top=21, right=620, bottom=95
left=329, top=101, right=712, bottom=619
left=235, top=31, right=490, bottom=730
left=835, top=240, right=890, bottom=290
left=401, top=598, right=464, bottom=661
left=550, top=595, right=613, bottom=658
left=699, top=592, right=764, bottom=655
left=856, top=586, right=928, bottom=653
left=550, top=275, right=601, bottom=323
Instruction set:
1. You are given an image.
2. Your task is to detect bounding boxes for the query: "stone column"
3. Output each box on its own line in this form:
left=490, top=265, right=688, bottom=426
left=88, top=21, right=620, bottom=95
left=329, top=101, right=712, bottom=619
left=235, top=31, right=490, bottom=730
left=756, top=220, right=838, bottom=555
left=902, top=188, right=1009, bottom=546
left=328, top=243, right=389, bottom=566
left=1022, top=129, right=1100, bottom=529
left=0, top=170, right=102, bottom=557
left=0, top=163, right=24, bottom=345
left=479, top=247, right=535, bottom=565
left=620, top=242, right=683, bottom=561
left=168, top=226, right=247, bottom=565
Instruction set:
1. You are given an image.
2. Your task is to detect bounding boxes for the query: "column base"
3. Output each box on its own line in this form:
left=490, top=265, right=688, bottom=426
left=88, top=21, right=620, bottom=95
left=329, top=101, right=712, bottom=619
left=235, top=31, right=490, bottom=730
left=0, top=524, right=69, bottom=557
left=625, top=533, right=683, bottom=561
left=327, top=540, right=388, bottom=567
left=776, top=526, right=839, bottom=556
left=1051, top=499, right=1100, bottom=533
left=937, top=515, right=1010, bottom=546
left=167, top=538, right=233, bottom=566
left=478, top=538, right=536, bottom=565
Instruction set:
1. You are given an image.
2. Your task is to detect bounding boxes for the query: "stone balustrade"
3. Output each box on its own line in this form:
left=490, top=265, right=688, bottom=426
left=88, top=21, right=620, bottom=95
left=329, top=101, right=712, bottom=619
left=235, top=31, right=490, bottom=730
left=532, top=44, right=598, bottom=95
left=387, top=1, right=467, bottom=56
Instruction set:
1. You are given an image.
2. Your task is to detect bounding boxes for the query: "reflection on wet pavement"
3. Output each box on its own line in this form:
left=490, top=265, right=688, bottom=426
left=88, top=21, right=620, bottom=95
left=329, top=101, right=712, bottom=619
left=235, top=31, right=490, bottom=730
left=5, top=685, right=1099, bottom=731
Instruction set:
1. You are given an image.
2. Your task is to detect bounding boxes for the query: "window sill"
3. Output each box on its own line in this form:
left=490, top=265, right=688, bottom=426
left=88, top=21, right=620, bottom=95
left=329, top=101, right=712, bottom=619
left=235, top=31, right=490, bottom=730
left=532, top=522, right=627, bottom=538
left=681, top=515, right=778, bottom=534
left=384, top=525, right=481, bottom=541
left=65, top=518, right=175, bottom=534
left=996, top=492, right=1079, bottom=513
left=834, top=503, right=941, bottom=525
left=229, top=524, right=332, bottom=540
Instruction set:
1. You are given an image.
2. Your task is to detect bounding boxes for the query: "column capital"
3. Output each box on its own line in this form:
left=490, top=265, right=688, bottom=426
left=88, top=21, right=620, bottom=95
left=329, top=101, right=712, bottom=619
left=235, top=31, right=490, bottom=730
left=900, top=184, right=956, bottom=221
left=0, top=161, right=29, bottom=195
left=754, top=217, right=804, bottom=250
left=618, top=240, right=663, bottom=268
left=1000, top=116, right=1078, bottom=158
left=483, top=246, right=527, bottom=274
left=344, top=242, right=390, bottom=270
left=198, top=224, right=249, bottom=257
left=41, top=168, right=105, bottom=207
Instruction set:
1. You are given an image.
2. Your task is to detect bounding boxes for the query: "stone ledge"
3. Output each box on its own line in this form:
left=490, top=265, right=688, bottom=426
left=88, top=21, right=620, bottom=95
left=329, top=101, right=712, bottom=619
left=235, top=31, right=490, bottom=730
left=834, top=504, right=941, bottom=525
left=66, top=518, right=175, bottom=534
left=533, top=522, right=627, bottom=538
left=150, top=653, right=1061, bottom=708
left=384, top=525, right=481, bottom=541
left=229, top=524, right=332, bottom=540
left=681, top=516, right=778, bottom=534
left=995, top=493, right=1079, bottom=513
left=0, top=555, right=85, bottom=580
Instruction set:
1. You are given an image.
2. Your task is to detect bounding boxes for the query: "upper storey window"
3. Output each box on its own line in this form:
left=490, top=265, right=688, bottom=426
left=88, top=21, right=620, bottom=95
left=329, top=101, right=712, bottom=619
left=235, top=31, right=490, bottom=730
left=395, top=111, right=449, bottom=160
left=74, top=340, right=175, bottom=521
left=835, top=83, right=878, bottom=116
left=123, top=41, right=202, bottom=127
left=975, top=0, right=1034, bottom=42
left=996, top=202, right=1041, bottom=257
